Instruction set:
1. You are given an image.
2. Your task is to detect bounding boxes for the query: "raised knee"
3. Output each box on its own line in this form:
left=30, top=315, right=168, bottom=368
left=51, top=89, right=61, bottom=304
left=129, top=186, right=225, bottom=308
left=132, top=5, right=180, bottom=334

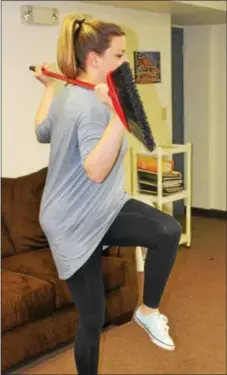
left=164, top=217, right=182, bottom=239
left=156, top=215, right=182, bottom=241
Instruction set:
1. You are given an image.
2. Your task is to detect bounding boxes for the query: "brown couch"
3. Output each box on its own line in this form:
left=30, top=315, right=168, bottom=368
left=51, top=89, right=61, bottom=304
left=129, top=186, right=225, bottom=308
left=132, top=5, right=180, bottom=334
left=1, top=168, right=138, bottom=372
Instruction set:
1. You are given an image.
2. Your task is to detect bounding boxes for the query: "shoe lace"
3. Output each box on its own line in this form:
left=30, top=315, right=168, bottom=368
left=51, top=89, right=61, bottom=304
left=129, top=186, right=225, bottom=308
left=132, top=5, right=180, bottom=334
left=159, top=314, right=169, bottom=332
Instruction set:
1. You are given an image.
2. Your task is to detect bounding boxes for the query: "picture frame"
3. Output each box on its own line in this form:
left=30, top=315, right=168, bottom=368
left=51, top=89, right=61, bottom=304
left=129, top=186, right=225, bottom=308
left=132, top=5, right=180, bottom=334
left=134, top=51, right=161, bottom=84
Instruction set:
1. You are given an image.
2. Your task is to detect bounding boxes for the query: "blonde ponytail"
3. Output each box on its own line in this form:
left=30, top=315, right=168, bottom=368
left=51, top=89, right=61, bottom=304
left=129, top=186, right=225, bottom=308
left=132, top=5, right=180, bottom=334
left=57, top=14, right=81, bottom=78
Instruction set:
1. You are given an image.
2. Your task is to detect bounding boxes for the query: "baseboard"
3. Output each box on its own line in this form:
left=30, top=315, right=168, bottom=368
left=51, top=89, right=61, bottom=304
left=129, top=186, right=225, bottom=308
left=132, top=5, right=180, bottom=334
left=191, top=207, right=227, bottom=220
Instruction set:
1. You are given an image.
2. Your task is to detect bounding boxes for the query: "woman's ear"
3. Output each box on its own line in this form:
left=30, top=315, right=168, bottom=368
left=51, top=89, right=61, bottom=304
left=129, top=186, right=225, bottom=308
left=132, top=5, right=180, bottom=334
left=87, top=51, right=100, bottom=69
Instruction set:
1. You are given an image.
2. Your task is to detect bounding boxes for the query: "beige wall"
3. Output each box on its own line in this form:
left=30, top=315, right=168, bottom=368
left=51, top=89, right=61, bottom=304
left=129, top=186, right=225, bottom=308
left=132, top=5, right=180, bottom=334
left=2, top=1, right=172, bottom=186
left=184, top=24, right=226, bottom=210
left=3, top=2, right=225, bottom=210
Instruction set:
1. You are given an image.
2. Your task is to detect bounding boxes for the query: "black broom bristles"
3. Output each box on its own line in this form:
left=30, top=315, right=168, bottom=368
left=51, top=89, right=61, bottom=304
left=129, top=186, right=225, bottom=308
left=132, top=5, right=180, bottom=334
left=110, top=62, right=156, bottom=152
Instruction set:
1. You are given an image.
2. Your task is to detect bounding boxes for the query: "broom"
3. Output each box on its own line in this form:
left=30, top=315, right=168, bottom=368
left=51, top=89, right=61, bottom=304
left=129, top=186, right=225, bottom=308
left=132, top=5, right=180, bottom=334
left=29, top=62, right=156, bottom=152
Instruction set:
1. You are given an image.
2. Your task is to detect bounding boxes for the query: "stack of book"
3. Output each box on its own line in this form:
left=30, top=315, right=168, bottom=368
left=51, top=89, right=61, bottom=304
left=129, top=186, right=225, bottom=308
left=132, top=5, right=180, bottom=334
left=136, top=154, right=184, bottom=196
left=137, top=169, right=184, bottom=196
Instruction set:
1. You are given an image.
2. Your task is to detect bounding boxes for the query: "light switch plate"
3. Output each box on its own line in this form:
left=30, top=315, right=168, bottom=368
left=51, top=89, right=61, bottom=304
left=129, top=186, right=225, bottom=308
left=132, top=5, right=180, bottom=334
left=162, top=107, right=167, bottom=121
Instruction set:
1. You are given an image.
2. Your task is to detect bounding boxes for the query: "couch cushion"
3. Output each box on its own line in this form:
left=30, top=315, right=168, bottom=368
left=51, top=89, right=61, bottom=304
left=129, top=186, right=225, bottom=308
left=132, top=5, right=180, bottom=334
left=2, top=248, right=126, bottom=308
left=2, top=249, right=73, bottom=309
left=1, top=168, right=48, bottom=254
left=1, top=215, right=15, bottom=258
left=1, top=269, right=55, bottom=332
left=102, top=256, right=125, bottom=292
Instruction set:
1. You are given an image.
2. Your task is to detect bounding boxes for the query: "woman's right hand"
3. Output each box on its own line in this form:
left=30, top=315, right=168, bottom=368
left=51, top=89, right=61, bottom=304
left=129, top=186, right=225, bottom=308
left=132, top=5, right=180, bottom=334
left=94, top=83, right=114, bottom=110
left=33, top=63, right=55, bottom=88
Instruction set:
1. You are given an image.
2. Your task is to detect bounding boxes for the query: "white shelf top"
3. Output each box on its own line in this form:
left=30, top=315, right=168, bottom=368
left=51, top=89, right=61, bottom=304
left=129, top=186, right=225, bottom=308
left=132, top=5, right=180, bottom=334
left=135, top=190, right=188, bottom=203
left=138, top=143, right=191, bottom=156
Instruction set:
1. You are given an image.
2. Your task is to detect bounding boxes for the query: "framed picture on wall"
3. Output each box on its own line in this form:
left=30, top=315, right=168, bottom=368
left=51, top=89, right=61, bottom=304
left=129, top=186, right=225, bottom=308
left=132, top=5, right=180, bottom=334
left=134, top=51, right=161, bottom=84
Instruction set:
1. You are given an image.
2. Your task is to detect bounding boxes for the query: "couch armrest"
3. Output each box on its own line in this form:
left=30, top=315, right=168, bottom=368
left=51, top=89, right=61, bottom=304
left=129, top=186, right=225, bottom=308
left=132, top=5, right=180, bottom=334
left=105, top=246, right=138, bottom=288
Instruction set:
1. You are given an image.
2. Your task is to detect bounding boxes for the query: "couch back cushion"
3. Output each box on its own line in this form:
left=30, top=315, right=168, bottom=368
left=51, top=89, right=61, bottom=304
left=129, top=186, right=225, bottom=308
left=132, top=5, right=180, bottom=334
left=1, top=215, right=15, bottom=258
left=1, top=168, right=49, bottom=254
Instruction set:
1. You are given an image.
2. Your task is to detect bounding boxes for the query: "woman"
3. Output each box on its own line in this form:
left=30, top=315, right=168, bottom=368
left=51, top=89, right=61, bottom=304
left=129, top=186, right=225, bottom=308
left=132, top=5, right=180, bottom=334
left=33, top=13, right=181, bottom=375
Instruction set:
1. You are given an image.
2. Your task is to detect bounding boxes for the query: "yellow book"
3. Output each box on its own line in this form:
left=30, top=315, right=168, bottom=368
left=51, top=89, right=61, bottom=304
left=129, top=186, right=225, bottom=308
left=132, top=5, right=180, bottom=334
left=137, top=154, right=174, bottom=173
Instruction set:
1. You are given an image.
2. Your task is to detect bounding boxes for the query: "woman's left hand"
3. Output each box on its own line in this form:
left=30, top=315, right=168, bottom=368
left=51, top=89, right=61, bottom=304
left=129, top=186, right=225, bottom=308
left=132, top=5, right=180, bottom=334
left=33, top=63, right=55, bottom=88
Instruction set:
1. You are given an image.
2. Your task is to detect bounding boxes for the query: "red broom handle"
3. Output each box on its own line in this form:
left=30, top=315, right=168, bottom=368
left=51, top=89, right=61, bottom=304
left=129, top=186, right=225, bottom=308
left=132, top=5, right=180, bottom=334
left=29, top=65, right=95, bottom=89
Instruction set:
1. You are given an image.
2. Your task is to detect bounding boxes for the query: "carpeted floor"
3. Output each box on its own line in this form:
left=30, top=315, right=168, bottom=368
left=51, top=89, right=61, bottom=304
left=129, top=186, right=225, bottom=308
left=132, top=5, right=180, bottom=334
left=13, top=216, right=226, bottom=374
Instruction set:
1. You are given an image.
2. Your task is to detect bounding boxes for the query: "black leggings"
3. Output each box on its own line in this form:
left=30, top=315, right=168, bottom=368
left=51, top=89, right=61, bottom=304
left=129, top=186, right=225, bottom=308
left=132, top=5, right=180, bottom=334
left=66, top=198, right=181, bottom=375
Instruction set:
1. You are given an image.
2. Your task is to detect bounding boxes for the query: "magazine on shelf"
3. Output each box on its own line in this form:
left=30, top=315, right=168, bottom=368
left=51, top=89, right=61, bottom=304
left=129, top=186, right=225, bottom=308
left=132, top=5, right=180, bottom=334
left=137, top=167, right=184, bottom=196
left=138, top=182, right=184, bottom=196
left=137, top=169, right=182, bottom=181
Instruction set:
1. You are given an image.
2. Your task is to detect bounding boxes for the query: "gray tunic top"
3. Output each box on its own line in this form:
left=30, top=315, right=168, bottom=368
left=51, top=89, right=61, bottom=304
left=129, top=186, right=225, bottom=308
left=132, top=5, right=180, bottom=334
left=36, top=85, right=129, bottom=280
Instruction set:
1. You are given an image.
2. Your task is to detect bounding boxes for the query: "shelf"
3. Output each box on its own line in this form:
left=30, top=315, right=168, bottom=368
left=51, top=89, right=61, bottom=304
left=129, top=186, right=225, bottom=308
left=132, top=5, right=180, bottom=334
left=131, top=143, right=192, bottom=272
left=135, top=189, right=188, bottom=203
left=139, top=143, right=191, bottom=156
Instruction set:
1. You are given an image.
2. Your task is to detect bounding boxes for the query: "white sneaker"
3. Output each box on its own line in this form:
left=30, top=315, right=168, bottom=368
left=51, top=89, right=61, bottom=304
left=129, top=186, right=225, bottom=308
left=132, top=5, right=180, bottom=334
left=134, top=306, right=175, bottom=351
